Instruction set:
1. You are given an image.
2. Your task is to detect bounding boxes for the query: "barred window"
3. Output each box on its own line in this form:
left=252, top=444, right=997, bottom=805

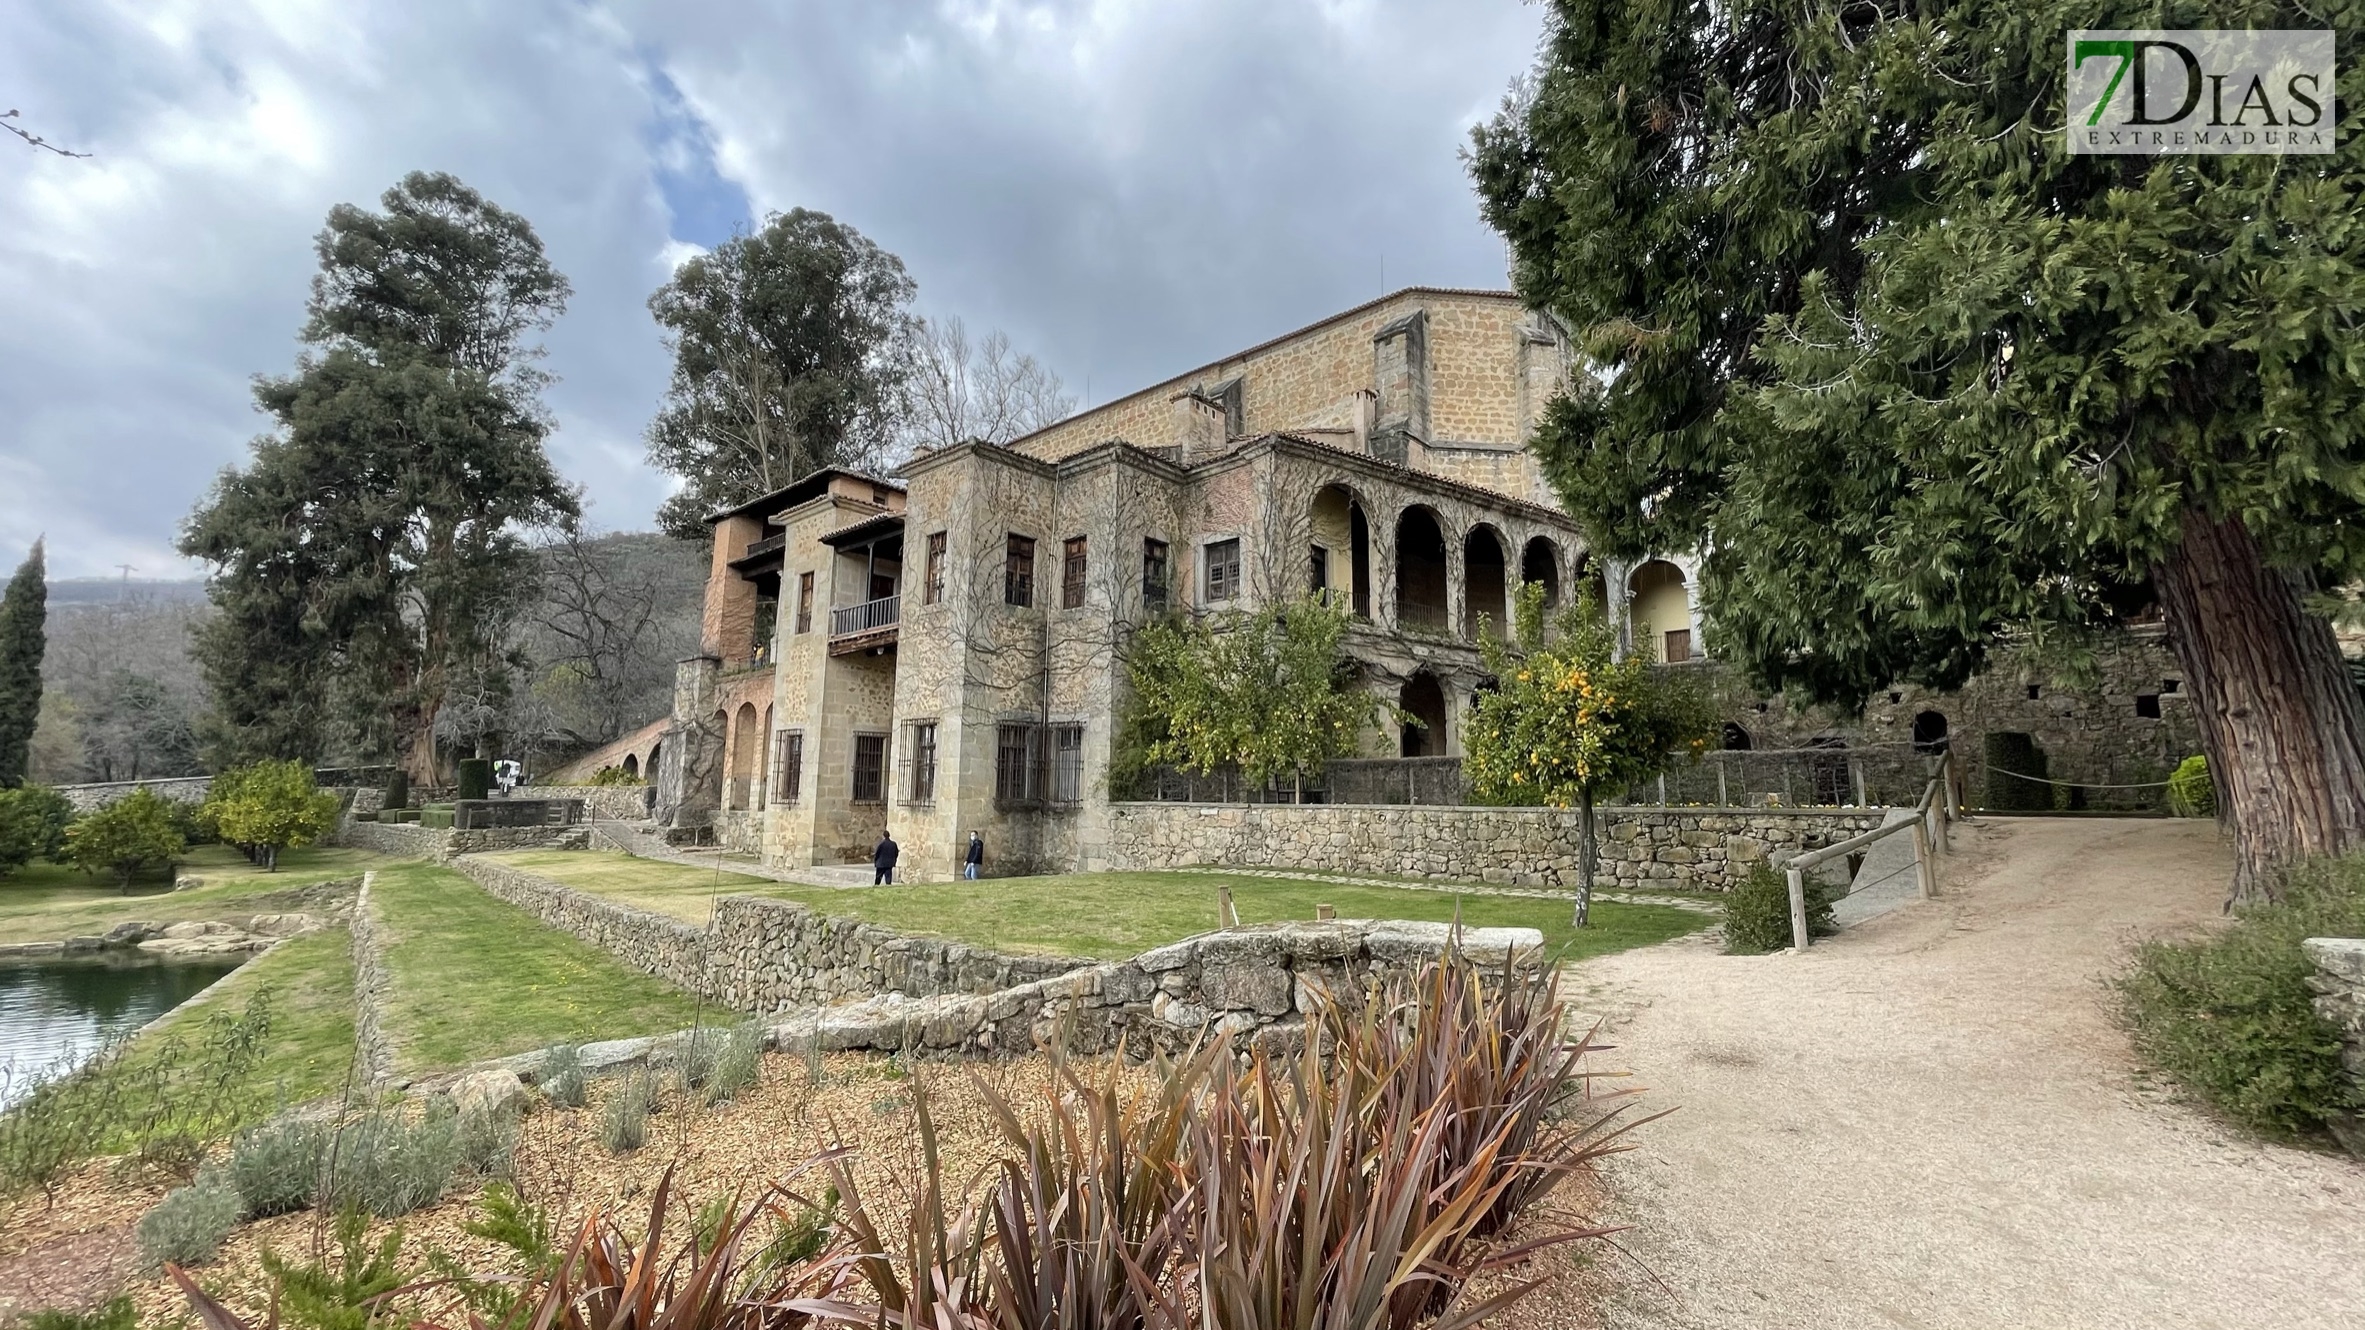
left=852, top=733, right=887, bottom=803
left=1142, top=538, right=1169, bottom=610
left=996, top=723, right=1037, bottom=803
left=1204, top=538, right=1240, bottom=603
left=1051, top=725, right=1084, bottom=803
left=1005, top=535, right=1036, bottom=606
left=1062, top=536, right=1088, bottom=609
left=924, top=531, right=947, bottom=605
left=795, top=571, right=814, bottom=634
left=774, top=730, right=804, bottom=804
left=910, top=722, right=939, bottom=801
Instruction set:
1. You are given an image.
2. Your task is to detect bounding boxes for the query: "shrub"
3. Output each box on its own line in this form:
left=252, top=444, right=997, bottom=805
left=254, top=1204, right=406, bottom=1330
left=455, top=1103, right=520, bottom=1180
left=585, top=765, right=644, bottom=787
left=0, top=784, right=73, bottom=876
left=537, top=1044, right=587, bottom=1109
left=64, top=788, right=184, bottom=888
left=456, top=759, right=492, bottom=802
left=229, top=1116, right=330, bottom=1218
left=1722, top=861, right=1837, bottom=954
left=384, top=769, right=409, bottom=812
left=137, top=1169, right=242, bottom=1268
left=702, top=1023, right=764, bottom=1105
left=2118, top=856, right=2365, bottom=1138
left=26, top=1296, right=136, bottom=1330
left=599, top=1074, right=656, bottom=1154
left=1982, top=731, right=2051, bottom=810
left=323, top=1108, right=460, bottom=1219
left=2168, top=755, right=2216, bottom=819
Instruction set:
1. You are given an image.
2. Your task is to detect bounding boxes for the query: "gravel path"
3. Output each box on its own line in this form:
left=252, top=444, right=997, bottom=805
left=1567, top=816, right=2364, bottom=1330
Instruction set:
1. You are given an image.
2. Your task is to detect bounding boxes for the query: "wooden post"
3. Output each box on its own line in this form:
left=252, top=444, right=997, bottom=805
left=1787, top=864, right=1811, bottom=951
left=1851, top=761, right=1867, bottom=807
left=1913, top=818, right=1937, bottom=899
left=1218, top=884, right=1237, bottom=928
left=1316, top=903, right=1335, bottom=921
left=1657, top=773, right=1668, bottom=804
left=1717, top=761, right=1729, bottom=807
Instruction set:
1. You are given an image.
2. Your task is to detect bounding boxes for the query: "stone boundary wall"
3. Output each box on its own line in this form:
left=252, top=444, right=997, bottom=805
left=351, top=872, right=396, bottom=1087
left=331, top=817, right=589, bottom=862
left=449, top=855, right=1087, bottom=1011
left=56, top=776, right=214, bottom=812
left=1106, top=803, right=1890, bottom=892
left=517, top=786, right=655, bottom=821
left=2304, top=937, right=2365, bottom=1153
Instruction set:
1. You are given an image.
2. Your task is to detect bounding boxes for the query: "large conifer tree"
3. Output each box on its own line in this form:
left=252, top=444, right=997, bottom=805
left=182, top=173, right=576, bottom=776
left=1471, top=0, right=2365, bottom=899
left=0, top=541, right=46, bottom=786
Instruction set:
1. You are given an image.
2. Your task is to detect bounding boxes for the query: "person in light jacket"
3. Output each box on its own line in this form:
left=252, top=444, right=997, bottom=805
left=872, top=830, right=899, bottom=885
left=964, top=831, right=984, bottom=880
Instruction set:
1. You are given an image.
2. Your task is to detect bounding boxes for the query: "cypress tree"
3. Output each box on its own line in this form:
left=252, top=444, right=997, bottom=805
left=0, top=540, right=47, bottom=786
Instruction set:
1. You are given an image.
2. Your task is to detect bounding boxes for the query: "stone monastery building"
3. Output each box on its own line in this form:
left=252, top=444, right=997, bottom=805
left=621, top=287, right=2196, bottom=879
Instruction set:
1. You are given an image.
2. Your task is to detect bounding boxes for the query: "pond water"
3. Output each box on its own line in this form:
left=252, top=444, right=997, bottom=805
left=0, top=956, right=241, bottom=1108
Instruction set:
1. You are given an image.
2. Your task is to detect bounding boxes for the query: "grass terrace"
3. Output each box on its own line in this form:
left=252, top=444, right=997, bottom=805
left=106, top=926, right=362, bottom=1121
left=480, top=850, right=1708, bottom=962
left=0, top=845, right=391, bottom=945
left=366, top=861, right=707, bottom=1072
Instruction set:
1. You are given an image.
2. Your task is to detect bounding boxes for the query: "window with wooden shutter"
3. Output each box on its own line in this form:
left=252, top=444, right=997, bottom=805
left=1062, top=536, right=1088, bottom=608
left=1005, top=535, right=1035, bottom=607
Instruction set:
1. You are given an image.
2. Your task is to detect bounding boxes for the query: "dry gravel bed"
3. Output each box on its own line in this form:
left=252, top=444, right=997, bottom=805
left=1567, top=816, right=2365, bottom=1330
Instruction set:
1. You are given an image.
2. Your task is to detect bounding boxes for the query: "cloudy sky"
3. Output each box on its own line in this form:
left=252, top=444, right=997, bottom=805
left=1, top=0, right=1543, bottom=579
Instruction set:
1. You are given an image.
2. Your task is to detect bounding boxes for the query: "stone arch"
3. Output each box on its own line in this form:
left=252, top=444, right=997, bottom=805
left=1520, top=535, right=1561, bottom=609
left=1720, top=722, right=1754, bottom=751
left=1912, top=709, right=1950, bottom=755
left=1573, top=552, right=1610, bottom=620
left=1463, top=524, right=1509, bottom=640
left=1394, top=506, right=1450, bottom=631
left=729, top=703, right=759, bottom=810
left=1400, top=671, right=1448, bottom=757
left=621, top=753, right=640, bottom=779
left=1310, top=483, right=1373, bottom=616
left=646, top=740, right=662, bottom=789
left=1628, top=559, right=1693, bottom=662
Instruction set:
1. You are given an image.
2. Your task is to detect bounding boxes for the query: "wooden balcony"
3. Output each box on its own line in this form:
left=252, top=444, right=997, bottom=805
left=829, top=593, right=900, bottom=655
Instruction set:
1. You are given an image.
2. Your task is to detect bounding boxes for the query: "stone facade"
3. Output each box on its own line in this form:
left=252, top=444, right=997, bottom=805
left=53, top=776, right=214, bottom=812
left=450, top=854, right=1541, bottom=1062
left=516, top=785, right=658, bottom=822
left=1106, top=802, right=1887, bottom=891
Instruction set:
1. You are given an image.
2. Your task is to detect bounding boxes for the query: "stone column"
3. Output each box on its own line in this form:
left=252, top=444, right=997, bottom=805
left=658, top=654, right=725, bottom=832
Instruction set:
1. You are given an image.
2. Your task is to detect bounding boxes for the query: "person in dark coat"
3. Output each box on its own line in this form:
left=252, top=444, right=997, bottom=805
left=964, top=831, right=984, bottom=880
left=872, top=830, right=899, bottom=885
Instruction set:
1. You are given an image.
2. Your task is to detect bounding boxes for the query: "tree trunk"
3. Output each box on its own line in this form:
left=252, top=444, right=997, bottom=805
left=1572, top=789, right=1596, bottom=928
left=2151, top=510, right=2365, bottom=901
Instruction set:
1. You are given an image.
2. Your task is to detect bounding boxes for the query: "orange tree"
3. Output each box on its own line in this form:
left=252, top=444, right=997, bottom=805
left=1464, top=585, right=1713, bottom=925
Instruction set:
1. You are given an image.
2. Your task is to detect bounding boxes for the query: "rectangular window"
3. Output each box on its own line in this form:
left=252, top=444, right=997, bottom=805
left=774, top=730, right=803, bottom=804
left=2135, top=693, right=2162, bottom=719
left=1663, top=628, right=1691, bottom=664
left=1142, top=538, right=1170, bottom=610
left=924, top=531, right=947, bottom=605
left=910, top=722, right=938, bottom=801
left=1062, top=536, right=1088, bottom=609
left=996, top=723, right=1037, bottom=803
left=852, top=734, right=887, bottom=803
left=795, top=571, right=814, bottom=634
left=1204, top=538, right=1240, bottom=603
left=1051, top=725, right=1084, bottom=803
left=1005, top=535, right=1036, bottom=607
left=1309, top=545, right=1329, bottom=594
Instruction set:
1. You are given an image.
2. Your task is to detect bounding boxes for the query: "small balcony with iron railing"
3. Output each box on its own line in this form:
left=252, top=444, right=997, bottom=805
left=829, top=593, right=900, bottom=655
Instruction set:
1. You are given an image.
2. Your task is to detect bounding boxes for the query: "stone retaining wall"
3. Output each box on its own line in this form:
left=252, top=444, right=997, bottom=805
left=450, top=855, right=1086, bottom=1010
left=331, top=817, right=589, bottom=861
left=56, top=776, right=214, bottom=812
left=2304, top=937, right=2365, bottom=1154
left=518, top=785, right=656, bottom=821
left=1107, top=803, right=1889, bottom=891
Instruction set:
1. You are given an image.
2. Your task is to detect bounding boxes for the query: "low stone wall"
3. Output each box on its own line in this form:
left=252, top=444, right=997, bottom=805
left=450, top=855, right=1086, bottom=1010
left=518, top=785, right=656, bottom=821
left=2305, top=937, right=2365, bottom=1153
left=1107, top=802, right=1889, bottom=891
left=55, top=776, right=213, bottom=812
left=332, top=817, right=589, bottom=862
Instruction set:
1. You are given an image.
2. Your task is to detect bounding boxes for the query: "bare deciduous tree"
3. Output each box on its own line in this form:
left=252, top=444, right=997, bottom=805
left=3, top=108, right=89, bottom=158
left=898, top=317, right=1076, bottom=456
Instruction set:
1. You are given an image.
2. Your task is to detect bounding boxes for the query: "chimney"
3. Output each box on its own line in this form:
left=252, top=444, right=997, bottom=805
left=1169, top=389, right=1225, bottom=464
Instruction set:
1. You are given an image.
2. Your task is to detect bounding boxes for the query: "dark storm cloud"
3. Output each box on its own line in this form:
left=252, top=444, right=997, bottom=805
left=0, top=1, right=1540, bottom=578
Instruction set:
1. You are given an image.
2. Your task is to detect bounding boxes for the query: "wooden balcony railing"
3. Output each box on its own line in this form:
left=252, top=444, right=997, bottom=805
left=830, top=594, right=900, bottom=639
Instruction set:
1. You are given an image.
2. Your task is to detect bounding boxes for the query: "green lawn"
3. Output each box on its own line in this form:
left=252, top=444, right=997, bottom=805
left=110, top=926, right=362, bottom=1128
left=367, top=862, right=708, bottom=1072
left=484, top=851, right=1706, bottom=963
left=0, top=845, right=394, bottom=944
